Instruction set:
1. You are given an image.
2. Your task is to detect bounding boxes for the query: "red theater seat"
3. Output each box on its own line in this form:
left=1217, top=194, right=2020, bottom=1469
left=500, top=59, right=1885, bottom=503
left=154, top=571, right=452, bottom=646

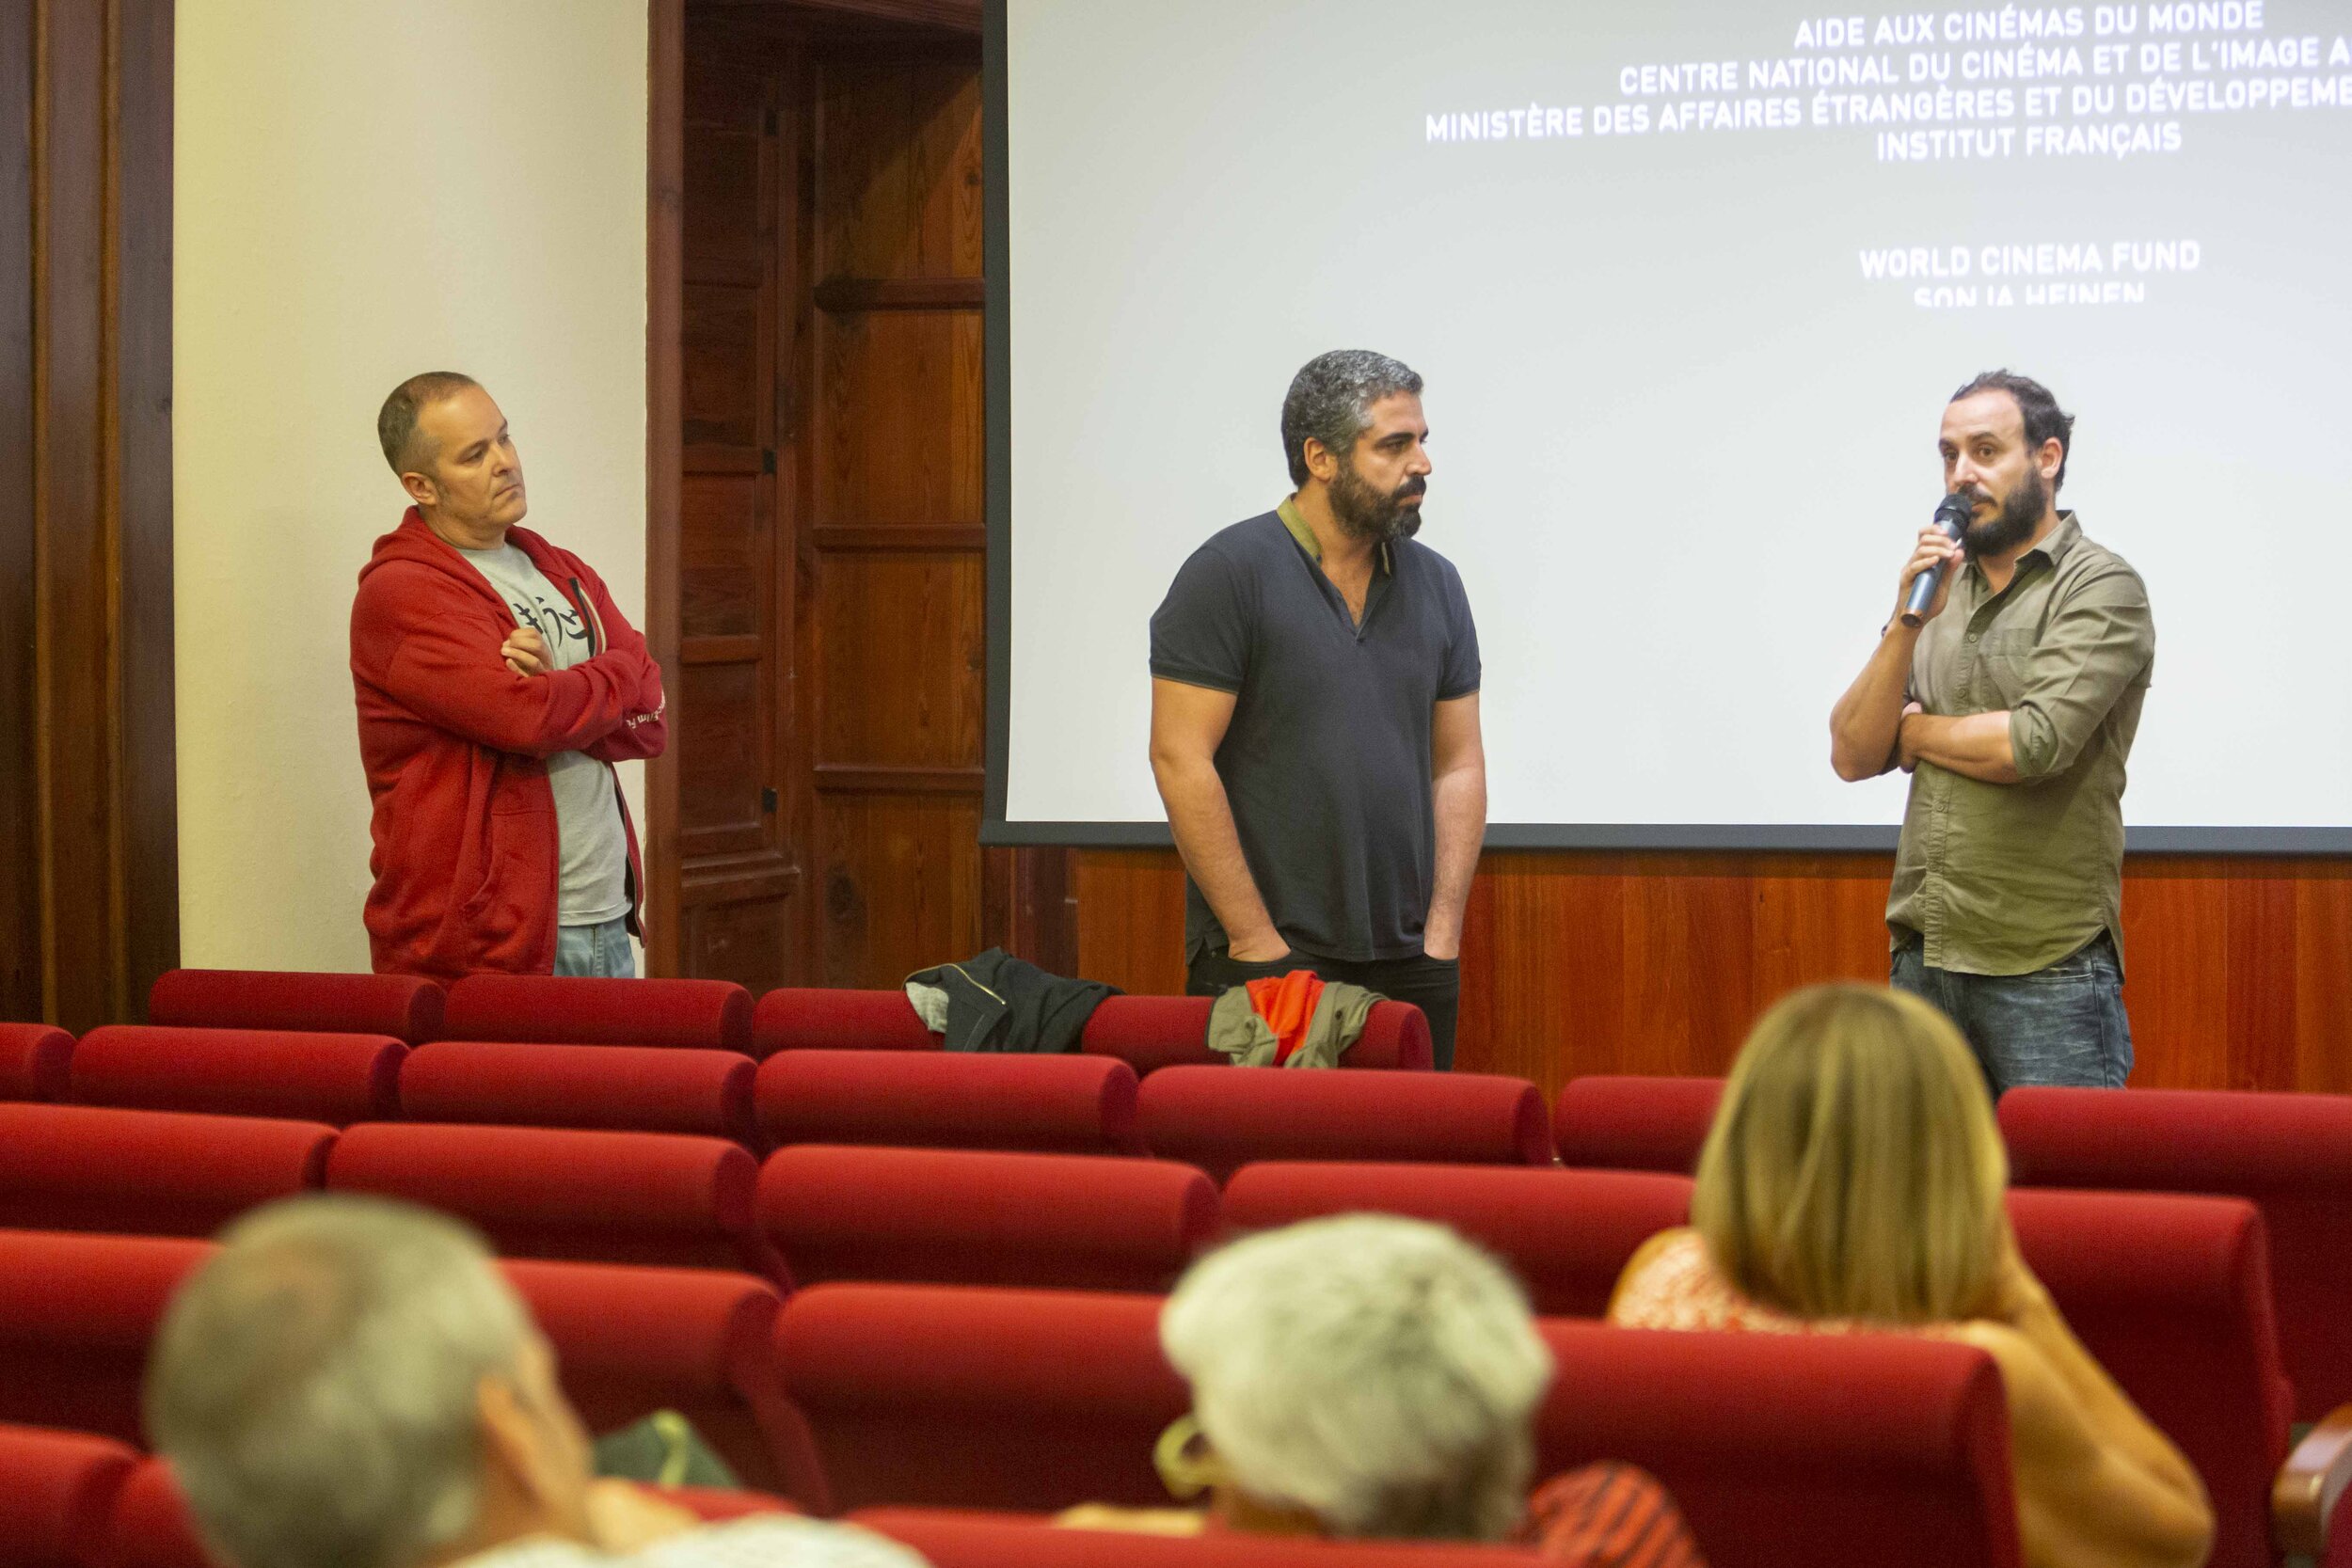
left=95, top=1459, right=212, bottom=1568
left=0, top=1022, right=74, bottom=1102
left=1136, top=1067, right=1550, bottom=1182
left=400, top=1041, right=759, bottom=1145
left=147, top=968, right=444, bottom=1044
left=443, top=974, right=752, bottom=1053
left=759, top=1146, right=1218, bottom=1291
left=0, top=1103, right=335, bottom=1238
left=0, top=1423, right=139, bottom=1568
left=0, top=1231, right=215, bottom=1445
left=67, top=1026, right=405, bottom=1125
left=775, top=1283, right=1186, bottom=1513
left=1535, top=1322, right=2019, bottom=1568
left=1220, top=1163, right=1692, bottom=1319
left=1550, top=1076, right=1723, bottom=1174
left=755, top=1051, right=1144, bottom=1156
left=2005, top=1188, right=2314, bottom=1568
left=501, top=1258, right=823, bottom=1509
left=854, top=1510, right=1557, bottom=1568
left=2001, top=1085, right=2352, bottom=1423
left=754, top=989, right=937, bottom=1055
left=752, top=990, right=1435, bottom=1074
left=327, top=1124, right=787, bottom=1286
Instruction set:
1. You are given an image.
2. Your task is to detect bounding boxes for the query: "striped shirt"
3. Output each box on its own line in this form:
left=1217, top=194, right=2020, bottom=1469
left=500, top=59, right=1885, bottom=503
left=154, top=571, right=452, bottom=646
left=1519, top=1463, right=1708, bottom=1568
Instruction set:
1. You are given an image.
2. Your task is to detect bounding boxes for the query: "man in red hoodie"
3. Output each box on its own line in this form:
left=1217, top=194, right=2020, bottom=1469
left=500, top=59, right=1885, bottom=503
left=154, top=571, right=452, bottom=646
left=351, top=372, right=667, bottom=979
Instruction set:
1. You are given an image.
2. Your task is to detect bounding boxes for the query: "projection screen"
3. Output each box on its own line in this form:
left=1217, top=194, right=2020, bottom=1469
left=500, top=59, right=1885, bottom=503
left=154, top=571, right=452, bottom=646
left=986, top=0, right=2352, bottom=849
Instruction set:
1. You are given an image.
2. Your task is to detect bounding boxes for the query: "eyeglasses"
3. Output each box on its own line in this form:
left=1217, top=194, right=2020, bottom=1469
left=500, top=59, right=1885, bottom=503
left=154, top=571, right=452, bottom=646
left=1153, top=1413, right=1229, bottom=1501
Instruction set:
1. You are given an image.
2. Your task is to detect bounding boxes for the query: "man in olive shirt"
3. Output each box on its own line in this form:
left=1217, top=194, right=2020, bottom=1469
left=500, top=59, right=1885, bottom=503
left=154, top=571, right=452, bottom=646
left=1830, top=371, right=2154, bottom=1093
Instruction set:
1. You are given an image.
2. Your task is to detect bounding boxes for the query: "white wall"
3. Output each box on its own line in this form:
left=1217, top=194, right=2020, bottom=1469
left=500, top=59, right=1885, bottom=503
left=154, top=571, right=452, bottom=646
left=175, top=0, right=649, bottom=969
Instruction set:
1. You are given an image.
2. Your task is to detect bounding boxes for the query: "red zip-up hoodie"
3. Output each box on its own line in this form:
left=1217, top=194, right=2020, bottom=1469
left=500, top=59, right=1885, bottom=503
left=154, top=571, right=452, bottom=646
left=350, top=507, right=667, bottom=979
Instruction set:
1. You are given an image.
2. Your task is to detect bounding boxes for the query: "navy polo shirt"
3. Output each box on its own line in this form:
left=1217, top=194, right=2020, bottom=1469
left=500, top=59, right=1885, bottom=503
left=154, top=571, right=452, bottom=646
left=1149, top=499, right=1481, bottom=963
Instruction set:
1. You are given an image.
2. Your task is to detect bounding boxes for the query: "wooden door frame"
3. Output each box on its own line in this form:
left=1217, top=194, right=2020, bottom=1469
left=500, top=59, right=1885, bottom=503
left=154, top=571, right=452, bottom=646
left=645, top=0, right=686, bottom=977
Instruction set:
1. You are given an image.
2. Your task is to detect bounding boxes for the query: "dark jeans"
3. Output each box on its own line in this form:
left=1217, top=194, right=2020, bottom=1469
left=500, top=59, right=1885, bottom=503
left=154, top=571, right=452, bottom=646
left=1185, top=947, right=1461, bottom=1071
left=1891, top=931, right=2132, bottom=1097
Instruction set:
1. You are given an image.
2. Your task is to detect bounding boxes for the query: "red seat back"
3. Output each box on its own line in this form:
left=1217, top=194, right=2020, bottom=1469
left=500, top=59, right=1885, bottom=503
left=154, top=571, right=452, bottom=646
left=1221, top=1164, right=1692, bottom=1318
left=400, top=1041, right=759, bottom=1145
left=95, top=1459, right=214, bottom=1568
left=0, top=1231, right=216, bottom=1445
left=776, top=1283, right=1185, bottom=1513
left=754, top=990, right=937, bottom=1055
left=0, top=1104, right=335, bottom=1238
left=854, top=1510, right=1557, bottom=1568
left=1535, top=1322, right=2020, bottom=1568
left=501, top=1258, right=823, bottom=1509
left=0, top=1423, right=139, bottom=1568
left=755, top=1051, right=1144, bottom=1156
left=0, top=1023, right=74, bottom=1102
left=1080, top=996, right=1434, bottom=1073
left=327, top=1124, right=787, bottom=1287
left=147, top=968, right=444, bottom=1045
left=2006, top=1188, right=2289, bottom=1568
left=68, top=1026, right=405, bottom=1126
left=2001, top=1085, right=2352, bottom=1423
left=1137, top=1068, right=1550, bottom=1182
left=443, top=974, right=752, bottom=1053
left=760, top=1146, right=1218, bottom=1291
left=1550, top=1077, right=1723, bottom=1175
left=751, top=991, right=1435, bottom=1075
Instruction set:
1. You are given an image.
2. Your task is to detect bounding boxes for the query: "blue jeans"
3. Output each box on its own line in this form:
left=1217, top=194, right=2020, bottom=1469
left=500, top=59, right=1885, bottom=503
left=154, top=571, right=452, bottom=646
left=1891, top=931, right=2132, bottom=1096
left=554, top=917, right=636, bottom=978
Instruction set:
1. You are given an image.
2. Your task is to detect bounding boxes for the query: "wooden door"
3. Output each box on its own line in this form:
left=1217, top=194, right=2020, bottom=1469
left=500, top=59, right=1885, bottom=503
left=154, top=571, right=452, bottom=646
left=673, top=14, right=802, bottom=991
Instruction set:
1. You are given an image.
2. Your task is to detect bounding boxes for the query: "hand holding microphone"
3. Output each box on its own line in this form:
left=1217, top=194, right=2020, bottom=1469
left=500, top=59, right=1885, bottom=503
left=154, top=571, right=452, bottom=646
left=1899, top=491, right=1976, bottom=627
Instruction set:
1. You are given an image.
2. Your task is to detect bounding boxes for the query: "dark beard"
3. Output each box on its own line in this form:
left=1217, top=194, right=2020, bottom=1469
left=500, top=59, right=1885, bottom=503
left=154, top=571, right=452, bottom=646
left=1963, top=465, right=2044, bottom=559
left=1328, top=457, right=1426, bottom=543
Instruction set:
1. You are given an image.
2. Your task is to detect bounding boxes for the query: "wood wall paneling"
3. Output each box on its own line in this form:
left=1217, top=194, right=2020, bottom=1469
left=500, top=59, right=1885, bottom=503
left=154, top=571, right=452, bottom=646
left=0, top=0, right=177, bottom=1028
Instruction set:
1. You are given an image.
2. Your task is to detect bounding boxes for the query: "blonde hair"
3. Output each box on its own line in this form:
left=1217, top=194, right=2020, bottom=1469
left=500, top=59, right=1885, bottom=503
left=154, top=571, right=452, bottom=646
left=1692, top=984, right=2007, bottom=1324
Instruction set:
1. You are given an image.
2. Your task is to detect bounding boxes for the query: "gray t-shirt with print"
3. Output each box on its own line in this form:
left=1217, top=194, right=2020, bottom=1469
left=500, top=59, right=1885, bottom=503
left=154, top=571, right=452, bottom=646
left=459, top=541, right=631, bottom=927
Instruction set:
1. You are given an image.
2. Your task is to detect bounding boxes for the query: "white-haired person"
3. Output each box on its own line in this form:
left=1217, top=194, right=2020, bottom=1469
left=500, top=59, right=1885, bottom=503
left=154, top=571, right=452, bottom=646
left=1063, top=1213, right=1705, bottom=1567
left=1610, top=983, right=2213, bottom=1568
left=145, top=1196, right=926, bottom=1568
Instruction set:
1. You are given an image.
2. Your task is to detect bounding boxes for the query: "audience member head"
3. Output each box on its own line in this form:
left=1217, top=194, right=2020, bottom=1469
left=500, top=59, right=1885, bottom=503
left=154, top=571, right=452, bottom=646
left=1280, top=349, right=1430, bottom=543
left=377, top=372, right=528, bottom=543
left=1158, top=1213, right=1552, bottom=1541
left=146, top=1195, right=596, bottom=1568
left=1693, top=982, right=2008, bottom=1325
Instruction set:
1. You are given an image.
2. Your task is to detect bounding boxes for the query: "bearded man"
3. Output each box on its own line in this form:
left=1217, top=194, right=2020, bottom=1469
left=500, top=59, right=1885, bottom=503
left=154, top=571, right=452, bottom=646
left=1149, top=351, right=1485, bottom=1069
left=1830, top=371, right=2155, bottom=1094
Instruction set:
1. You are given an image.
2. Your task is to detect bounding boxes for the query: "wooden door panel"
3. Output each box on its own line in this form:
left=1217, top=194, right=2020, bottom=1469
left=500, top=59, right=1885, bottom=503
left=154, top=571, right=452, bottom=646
left=686, top=890, right=798, bottom=994
left=816, top=58, right=982, bottom=278
left=681, top=473, right=762, bottom=640
left=815, top=309, right=982, bottom=525
left=818, top=793, right=983, bottom=987
left=814, top=551, right=982, bottom=770
left=682, top=286, right=762, bottom=448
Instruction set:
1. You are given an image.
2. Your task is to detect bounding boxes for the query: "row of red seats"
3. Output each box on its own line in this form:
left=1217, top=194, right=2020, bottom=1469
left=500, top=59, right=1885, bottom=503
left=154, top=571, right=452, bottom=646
left=0, top=1033, right=1547, bottom=1172
left=0, top=1150, right=2340, bottom=1567
left=0, top=1227, right=2020, bottom=1568
left=125, top=968, right=1435, bottom=1068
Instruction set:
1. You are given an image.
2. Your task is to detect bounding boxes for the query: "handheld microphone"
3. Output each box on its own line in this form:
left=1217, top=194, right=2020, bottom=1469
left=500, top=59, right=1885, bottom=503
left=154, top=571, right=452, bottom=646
left=1899, top=492, right=1977, bottom=627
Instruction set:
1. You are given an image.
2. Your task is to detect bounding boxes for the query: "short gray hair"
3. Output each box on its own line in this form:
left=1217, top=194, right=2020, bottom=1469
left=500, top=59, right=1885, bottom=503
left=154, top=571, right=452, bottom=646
left=1160, top=1214, right=1553, bottom=1541
left=146, top=1196, right=532, bottom=1568
left=1280, top=351, right=1423, bottom=487
left=377, top=371, right=480, bottom=477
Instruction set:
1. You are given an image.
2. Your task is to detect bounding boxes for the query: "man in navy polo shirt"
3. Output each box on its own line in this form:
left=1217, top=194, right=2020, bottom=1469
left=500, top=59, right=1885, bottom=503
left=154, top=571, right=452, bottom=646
left=1148, top=350, right=1486, bottom=1069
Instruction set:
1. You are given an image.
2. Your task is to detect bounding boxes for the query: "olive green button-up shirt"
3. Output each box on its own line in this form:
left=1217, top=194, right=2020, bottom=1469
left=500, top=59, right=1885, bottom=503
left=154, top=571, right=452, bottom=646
left=1887, top=513, right=2154, bottom=976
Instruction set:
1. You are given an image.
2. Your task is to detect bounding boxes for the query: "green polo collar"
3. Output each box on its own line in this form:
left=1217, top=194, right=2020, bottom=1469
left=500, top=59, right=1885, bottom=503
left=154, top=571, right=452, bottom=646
left=1277, top=495, right=1393, bottom=574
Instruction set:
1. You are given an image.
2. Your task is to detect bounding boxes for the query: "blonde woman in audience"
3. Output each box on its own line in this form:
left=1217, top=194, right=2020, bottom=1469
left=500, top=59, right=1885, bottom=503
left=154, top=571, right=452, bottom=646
left=1065, top=1213, right=1706, bottom=1567
left=1610, top=983, right=2213, bottom=1568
